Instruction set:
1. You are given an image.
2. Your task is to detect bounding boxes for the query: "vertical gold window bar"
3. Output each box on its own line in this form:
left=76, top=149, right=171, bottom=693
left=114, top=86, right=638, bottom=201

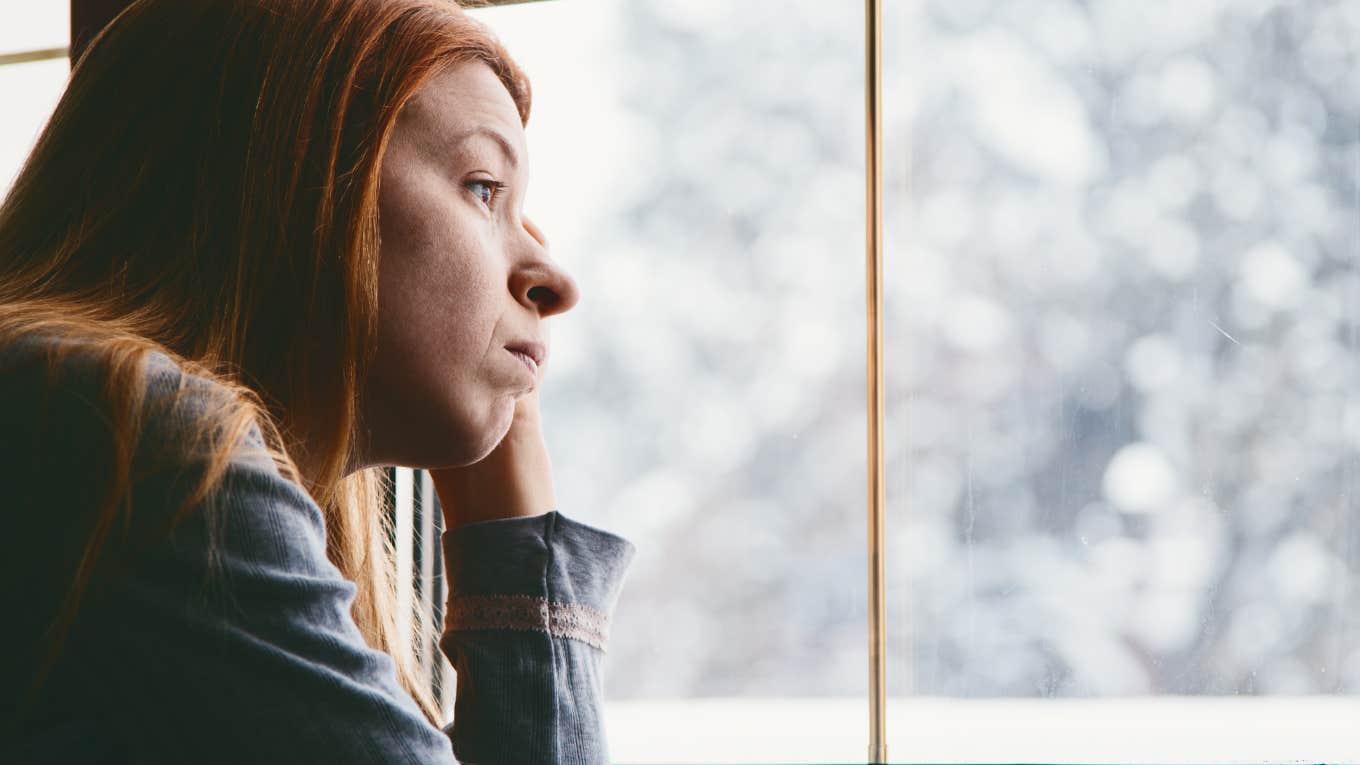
left=865, top=0, right=887, bottom=762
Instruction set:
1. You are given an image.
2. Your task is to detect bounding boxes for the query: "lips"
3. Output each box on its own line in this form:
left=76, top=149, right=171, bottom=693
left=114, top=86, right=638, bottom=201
left=507, top=347, right=537, bottom=375
left=505, top=340, right=546, bottom=374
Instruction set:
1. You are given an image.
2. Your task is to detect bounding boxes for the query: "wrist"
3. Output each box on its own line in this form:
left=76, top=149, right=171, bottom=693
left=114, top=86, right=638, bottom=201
left=431, top=457, right=556, bottom=530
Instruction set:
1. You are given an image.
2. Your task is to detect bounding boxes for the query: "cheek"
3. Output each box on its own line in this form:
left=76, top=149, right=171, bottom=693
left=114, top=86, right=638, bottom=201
left=379, top=167, right=454, bottom=268
left=379, top=174, right=488, bottom=342
left=379, top=231, right=489, bottom=381
left=369, top=253, right=511, bottom=465
left=371, top=172, right=514, bottom=462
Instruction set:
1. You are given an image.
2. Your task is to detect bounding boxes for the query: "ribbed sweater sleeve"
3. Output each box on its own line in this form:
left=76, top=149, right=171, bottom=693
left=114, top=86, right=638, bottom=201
left=438, top=512, right=637, bottom=765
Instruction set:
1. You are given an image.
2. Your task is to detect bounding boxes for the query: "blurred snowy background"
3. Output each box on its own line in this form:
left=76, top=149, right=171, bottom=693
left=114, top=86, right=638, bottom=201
left=5, top=0, right=1359, bottom=719
left=885, top=0, right=1360, bottom=699
left=471, top=0, right=1360, bottom=704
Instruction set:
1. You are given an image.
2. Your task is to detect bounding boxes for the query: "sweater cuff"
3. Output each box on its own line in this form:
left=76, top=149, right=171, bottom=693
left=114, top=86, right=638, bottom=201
left=441, top=511, right=636, bottom=652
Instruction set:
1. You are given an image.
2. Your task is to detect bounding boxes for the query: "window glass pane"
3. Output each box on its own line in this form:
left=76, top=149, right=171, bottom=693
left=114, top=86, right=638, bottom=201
left=0, top=6, right=69, bottom=56
left=887, top=0, right=1360, bottom=760
left=469, top=1, right=866, bottom=760
left=0, top=58, right=70, bottom=199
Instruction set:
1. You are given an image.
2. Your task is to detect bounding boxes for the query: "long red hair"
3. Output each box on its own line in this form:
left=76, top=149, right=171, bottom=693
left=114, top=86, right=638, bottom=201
left=0, top=0, right=531, bottom=723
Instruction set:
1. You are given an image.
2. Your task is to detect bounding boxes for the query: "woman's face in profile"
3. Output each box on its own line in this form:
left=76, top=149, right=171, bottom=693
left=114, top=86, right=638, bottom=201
left=363, top=60, right=579, bottom=470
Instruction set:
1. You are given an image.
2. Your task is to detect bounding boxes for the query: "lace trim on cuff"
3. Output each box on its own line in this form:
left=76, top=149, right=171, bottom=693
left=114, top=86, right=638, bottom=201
left=445, top=594, right=613, bottom=652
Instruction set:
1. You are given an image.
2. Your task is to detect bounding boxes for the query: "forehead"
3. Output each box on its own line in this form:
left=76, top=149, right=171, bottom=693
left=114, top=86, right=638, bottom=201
left=400, top=61, right=524, bottom=147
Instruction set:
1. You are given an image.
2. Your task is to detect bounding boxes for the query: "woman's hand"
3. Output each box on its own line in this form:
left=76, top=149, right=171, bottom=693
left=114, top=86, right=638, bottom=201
left=429, top=390, right=557, bottom=531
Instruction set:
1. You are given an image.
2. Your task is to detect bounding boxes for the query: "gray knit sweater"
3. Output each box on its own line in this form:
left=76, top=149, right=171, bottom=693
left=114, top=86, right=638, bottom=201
left=0, top=339, right=637, bottom=764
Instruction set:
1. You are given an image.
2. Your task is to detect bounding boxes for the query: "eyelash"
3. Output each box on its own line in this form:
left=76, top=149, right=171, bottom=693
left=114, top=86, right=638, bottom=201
left=466, top=179, right=509, bottom=209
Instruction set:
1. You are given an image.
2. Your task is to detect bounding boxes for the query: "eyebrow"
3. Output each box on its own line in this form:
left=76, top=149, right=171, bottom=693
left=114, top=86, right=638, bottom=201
left=451, top=125, right=520, bottom=171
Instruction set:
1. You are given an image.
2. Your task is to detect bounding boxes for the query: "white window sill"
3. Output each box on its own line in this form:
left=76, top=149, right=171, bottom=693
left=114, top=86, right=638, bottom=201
left=605, top=696, right=1360, bottom=763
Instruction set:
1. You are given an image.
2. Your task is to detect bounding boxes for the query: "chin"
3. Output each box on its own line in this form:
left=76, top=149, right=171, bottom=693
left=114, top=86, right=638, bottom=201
left=426, top=396, right=515, bottom=468
left=483, top=395, right=518, bottom=450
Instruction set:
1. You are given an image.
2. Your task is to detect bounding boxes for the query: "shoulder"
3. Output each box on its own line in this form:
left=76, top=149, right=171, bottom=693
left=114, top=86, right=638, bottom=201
left=0, top=330, right=269, bottom=457
left=131, top=349, right=322, bottom=550
left=0, top=331, right=234, bottom=430
left=0, top=330, right=331, bottom=566
left=134, top=351, right=331, bottom=570
left=138, top=347, right=276, bottom=464
left=0, top=331, right=293, bottom=541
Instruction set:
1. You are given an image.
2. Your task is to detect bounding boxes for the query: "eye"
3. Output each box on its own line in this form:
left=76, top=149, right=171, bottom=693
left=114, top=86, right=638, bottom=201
left=466, top=178, right=509, bottom=209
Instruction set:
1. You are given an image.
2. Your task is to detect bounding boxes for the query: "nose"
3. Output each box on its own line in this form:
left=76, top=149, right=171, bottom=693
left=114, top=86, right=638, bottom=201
left=510, top=215, right=580, bottom=318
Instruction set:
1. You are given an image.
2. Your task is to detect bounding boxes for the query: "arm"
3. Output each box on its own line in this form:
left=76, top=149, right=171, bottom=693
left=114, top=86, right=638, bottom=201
left=1, top=346, right=461, bottom=764
left=83, top=439, right=464, bottom=764
left=437, top=510, right=637, bottom=765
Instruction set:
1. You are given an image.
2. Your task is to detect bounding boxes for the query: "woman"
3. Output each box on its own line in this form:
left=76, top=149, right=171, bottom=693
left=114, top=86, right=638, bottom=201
left=0, top=0, right=636, bottom=763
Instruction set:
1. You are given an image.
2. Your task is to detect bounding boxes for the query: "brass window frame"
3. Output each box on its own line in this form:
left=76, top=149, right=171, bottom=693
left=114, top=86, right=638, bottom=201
left=864, top=0, right=887, bottom=759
